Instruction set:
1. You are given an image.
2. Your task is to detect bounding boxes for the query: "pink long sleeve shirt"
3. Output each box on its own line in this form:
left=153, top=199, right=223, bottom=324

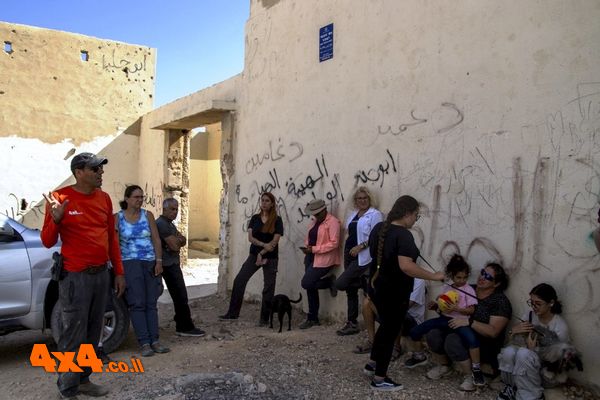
left=304, top=213, right=341, bottom=268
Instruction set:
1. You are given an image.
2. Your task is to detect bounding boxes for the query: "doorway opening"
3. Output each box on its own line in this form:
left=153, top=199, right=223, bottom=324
left=185, top=123, right=222, bottom=287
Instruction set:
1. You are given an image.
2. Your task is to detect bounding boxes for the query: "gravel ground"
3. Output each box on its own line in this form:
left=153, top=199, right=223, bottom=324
left=0, top=258, right=596, bottom=400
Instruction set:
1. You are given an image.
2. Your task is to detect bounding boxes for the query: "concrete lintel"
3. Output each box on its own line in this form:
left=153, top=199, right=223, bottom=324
left=152, top=100, right=236, bottom=130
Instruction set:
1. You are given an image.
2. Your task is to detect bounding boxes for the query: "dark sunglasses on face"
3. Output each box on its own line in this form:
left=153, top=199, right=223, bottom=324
left=480, top=269, right=495, bottom=281
left=89, top=165, right=103, bottom=173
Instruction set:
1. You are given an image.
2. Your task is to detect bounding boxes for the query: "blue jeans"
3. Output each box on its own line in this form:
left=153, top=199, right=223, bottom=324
left=410, top=315, right=479, bottom=349
left=124, top=259, right=161, bottom=346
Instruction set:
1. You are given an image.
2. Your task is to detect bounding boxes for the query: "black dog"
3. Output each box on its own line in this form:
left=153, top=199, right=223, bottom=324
left=269, top=293, right=302, bottom=333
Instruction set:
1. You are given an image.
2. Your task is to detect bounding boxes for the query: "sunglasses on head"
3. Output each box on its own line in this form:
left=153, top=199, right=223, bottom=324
left=480, top=269, right=495, bottom=281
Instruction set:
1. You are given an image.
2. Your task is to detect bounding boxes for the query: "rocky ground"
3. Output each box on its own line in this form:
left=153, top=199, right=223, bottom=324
left=0, top=257, right=596, bottom=400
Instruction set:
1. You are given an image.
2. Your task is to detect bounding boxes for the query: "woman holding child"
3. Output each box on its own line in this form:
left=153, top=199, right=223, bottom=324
left=405, top=254, right=485, bottom=386
left=425, top=262, right=512, bottom=391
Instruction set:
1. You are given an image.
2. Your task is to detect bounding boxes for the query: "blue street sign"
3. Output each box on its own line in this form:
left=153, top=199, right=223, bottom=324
left=319, top=23, right=334, bottom=62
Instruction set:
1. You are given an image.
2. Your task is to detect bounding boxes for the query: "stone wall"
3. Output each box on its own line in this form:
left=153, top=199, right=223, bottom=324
left=0, top=22, right=155, bottom=220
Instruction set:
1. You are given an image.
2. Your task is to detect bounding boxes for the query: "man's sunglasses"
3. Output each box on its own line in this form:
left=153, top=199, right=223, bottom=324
left=75, top=164, right=103, bottom=172
left=480, top=269, right=495, bottom=282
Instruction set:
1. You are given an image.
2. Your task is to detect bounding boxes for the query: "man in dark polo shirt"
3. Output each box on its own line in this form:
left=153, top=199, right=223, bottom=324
left=156, top=198, right=205, bottom=337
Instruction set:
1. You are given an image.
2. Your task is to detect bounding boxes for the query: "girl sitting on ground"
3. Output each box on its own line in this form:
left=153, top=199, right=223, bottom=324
left=497, top=283, right=573, bottom=400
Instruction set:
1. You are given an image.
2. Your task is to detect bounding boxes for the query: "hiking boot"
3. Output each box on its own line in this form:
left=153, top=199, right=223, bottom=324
left=78, top=381, right=109, bottom=397
left=299, top=319, right=320, bottom=329
left=370, top=376, right=403, bottom=391
left=460, top=374, right=476, bottom=392
left=151, top=341, right=170, bottom=354
left=404, top=353, right=428, bottom=368
left=336, top=321, right=360, bottom=336
left=473, top=368, right=486, bottom=386
left=176, top=328, right=206, bottom=337
left=426, top=365, right=451, bottom=380
left=363, top=362, right=376, bottom=376
left=97, top=347, right=112, bottom=364
left=257, top=320, right=269, bottom=327
left=140, top=343, right=154, bottom=357
left=497, top=384, right=517, bottom=400
left=218, top=313, right=238, bottom=320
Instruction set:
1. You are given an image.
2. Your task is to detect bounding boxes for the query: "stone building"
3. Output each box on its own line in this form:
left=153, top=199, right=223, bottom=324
left=2, top=0, right=599, bottom=388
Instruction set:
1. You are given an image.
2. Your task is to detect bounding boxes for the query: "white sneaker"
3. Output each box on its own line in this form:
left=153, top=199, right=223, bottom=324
left=426, top=365, right=451, bottom=380
left=460, top=375, right=476, bottom=392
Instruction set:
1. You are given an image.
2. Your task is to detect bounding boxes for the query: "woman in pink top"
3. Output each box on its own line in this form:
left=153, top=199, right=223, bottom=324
left=299, top=199, right=341, bottom=329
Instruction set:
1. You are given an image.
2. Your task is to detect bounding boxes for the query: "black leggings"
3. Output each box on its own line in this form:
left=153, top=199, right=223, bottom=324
left=370, top=295, right=409, bottom=377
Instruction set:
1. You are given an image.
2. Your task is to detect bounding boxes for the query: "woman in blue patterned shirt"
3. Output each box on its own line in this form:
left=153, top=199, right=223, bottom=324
left=116, top=185, right=169, bottom=357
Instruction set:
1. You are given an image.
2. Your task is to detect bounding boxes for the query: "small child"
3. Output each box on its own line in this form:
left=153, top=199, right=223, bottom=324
left=404, top=254, right=485, bottom=386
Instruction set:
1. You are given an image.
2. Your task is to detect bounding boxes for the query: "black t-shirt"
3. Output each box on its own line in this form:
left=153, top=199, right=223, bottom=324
left=156, top=216, right=181, bottom=266
left=248, top=214, right=284, bottom=259
left=345, top=213, right=360, bottom=252
left=472, top=289, right=512, bottom=365
left=368, top=222, right=419, bottom=301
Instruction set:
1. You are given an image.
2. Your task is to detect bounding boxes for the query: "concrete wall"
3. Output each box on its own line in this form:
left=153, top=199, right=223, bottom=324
left=0, top=22, right=156, bottom=222
left=189, top=124, right=222, bottom=242
left=223, top=0, right=600, bottom=386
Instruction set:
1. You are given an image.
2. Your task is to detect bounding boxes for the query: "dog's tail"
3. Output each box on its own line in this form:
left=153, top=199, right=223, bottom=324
left=290, top=293, right=303, bottom=303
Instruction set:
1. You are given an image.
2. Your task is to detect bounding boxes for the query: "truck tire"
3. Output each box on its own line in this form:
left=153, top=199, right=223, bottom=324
left=51, top=290, right=129, bottom=354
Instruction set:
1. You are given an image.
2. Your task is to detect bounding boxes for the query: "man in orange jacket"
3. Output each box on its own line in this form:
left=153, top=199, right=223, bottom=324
left=42, top=152, right=126, bottom=399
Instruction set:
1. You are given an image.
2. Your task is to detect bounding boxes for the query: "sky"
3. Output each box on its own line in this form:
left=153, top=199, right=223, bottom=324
left=1, top=0, right=249, bottom=107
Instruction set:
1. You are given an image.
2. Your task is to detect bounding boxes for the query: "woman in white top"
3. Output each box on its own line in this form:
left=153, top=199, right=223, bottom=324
left=334, top=187, right=383, bottom=335
left=497, top=283, right=570, bottom=400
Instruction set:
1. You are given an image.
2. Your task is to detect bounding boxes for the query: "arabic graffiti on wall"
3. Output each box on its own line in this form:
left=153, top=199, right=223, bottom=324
left=1, top=193, right=45, bottom=220
left=376, top=102, right=464, bottom=137
left=236, top=149, right=396, bottom=236
left=112, top=181, right=164, bottom=214
left=102, top=49, right=148, bottom=75
left=234, top=92, right=600, bottom=296
left=244, top=137, right=304, bottom=174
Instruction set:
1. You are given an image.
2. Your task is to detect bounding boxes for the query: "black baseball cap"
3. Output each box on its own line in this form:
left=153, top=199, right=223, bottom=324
left=70, top=152, right=108, bottom=172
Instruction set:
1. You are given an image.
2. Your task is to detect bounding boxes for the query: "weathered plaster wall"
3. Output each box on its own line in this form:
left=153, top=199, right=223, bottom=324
left=1, top=131, right=140, bottom=228
left=189, top=124, right=223, bottom=242
left=0, top=22, right=155, bottom=223
left=227, top=0, right=600, bottom=386
left=0, top=22, right=155, bottom=143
